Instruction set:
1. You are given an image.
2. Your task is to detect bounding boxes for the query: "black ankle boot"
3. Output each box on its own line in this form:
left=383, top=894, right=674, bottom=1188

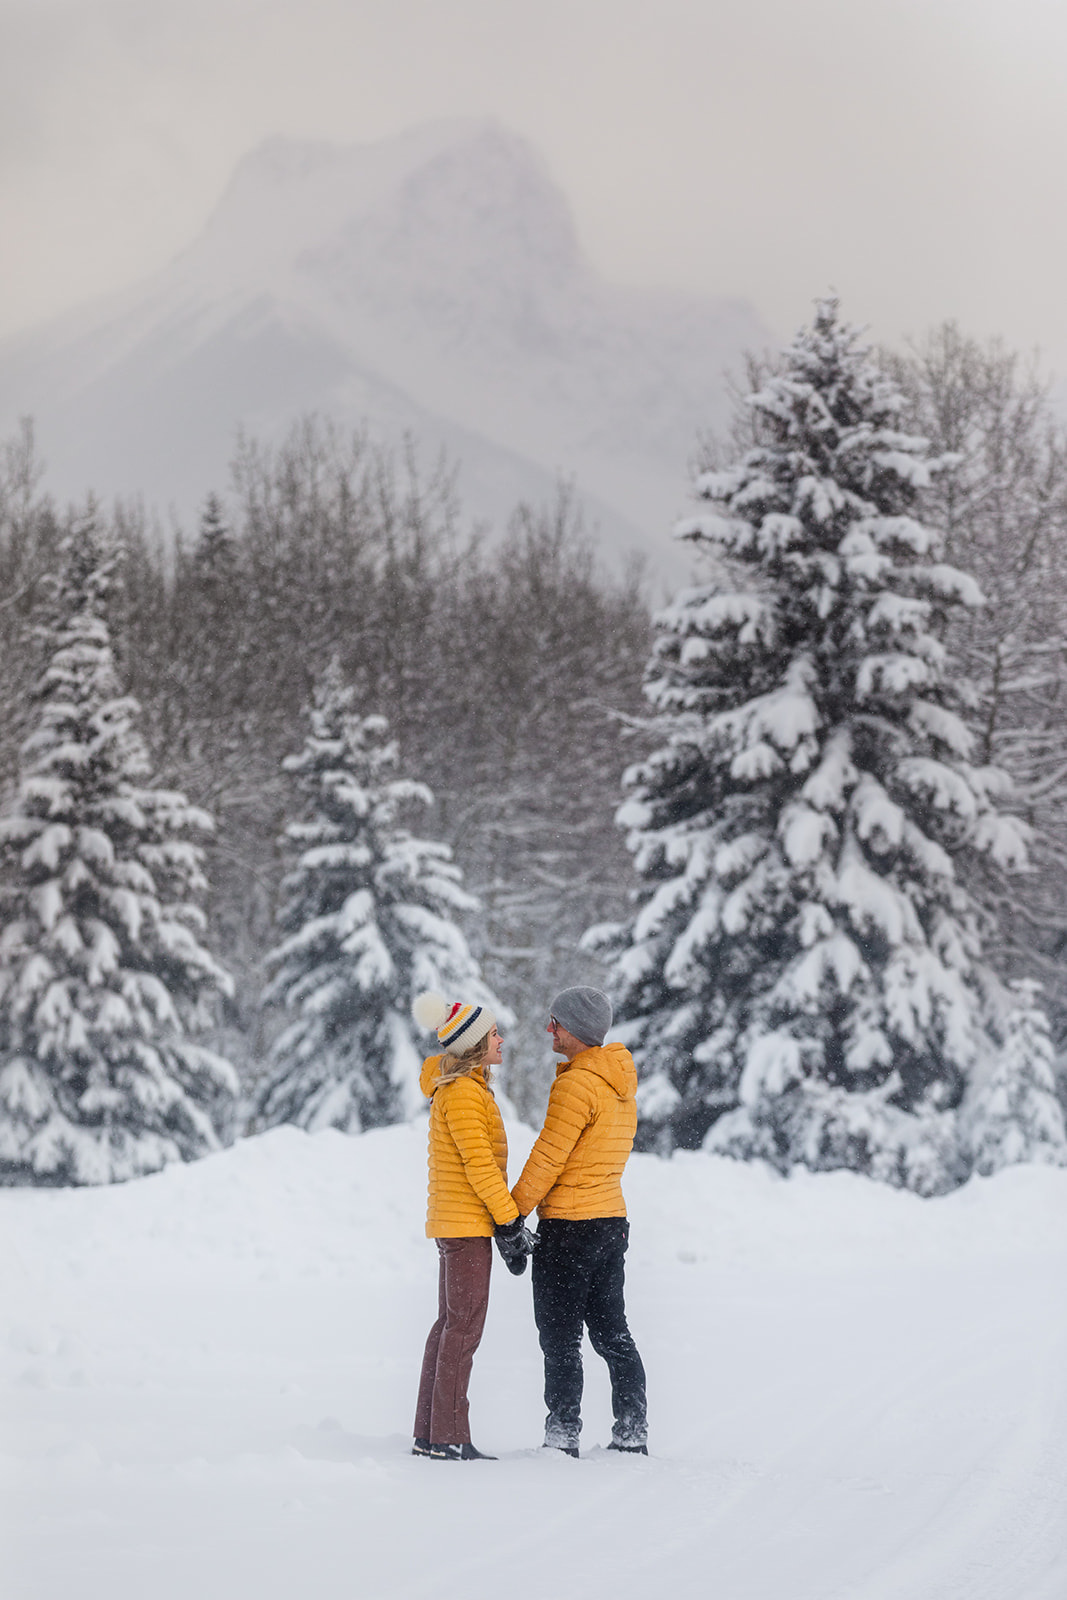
left=411, top=1437, right=431, bottom=1456
left=607, top=1440, right=648, bottom=1455
left=429, top=1441, right=497, bottom=1460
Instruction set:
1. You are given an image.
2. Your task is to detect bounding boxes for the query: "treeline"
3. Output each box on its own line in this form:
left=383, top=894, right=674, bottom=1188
left=0, top=420, right=650, bottom=1119
left=0, top=319, right=1065, bottom=1128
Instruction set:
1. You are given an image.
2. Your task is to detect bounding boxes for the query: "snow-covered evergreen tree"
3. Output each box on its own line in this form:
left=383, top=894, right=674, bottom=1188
left=589, top=300, right=1034, bottom=1195
left=256, top=659, right=502, bottom=1133
left=966, top=982, right=1067, bottom=1175
left=0, top=514, right=236, bottom=1186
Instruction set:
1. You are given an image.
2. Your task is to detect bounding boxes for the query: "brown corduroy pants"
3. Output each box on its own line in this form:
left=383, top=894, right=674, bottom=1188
left=414, top=1236, right=492, bottom=1445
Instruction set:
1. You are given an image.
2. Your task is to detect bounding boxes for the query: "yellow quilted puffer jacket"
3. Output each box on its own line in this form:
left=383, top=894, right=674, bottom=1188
left=421, top=1055, right=520, bottom=1239
left=511, top=1043, right=638, bottom=1221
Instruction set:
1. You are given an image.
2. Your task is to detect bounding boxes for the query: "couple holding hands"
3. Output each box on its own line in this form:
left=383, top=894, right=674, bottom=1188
left=411, top=985, right=648, bottom=1462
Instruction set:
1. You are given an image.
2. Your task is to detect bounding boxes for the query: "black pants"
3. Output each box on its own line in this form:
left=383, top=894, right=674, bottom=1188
left=531, top=1217, right=647, bottom=1450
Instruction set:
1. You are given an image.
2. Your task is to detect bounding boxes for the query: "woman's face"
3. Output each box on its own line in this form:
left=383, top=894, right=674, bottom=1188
left=483, top=1026, right=503, bottom=1066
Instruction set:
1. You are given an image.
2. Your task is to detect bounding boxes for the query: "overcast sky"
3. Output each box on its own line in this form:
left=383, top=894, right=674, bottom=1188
left=2, top=0, right=1066, bottom=381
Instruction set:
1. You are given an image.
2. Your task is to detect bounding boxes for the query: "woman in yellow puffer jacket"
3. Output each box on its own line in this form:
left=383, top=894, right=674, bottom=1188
left=410, top=990, right=536, bottom=1461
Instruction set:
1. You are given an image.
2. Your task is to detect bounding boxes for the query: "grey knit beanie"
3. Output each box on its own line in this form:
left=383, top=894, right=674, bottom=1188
left=550, top=987, right=613, bottom=1048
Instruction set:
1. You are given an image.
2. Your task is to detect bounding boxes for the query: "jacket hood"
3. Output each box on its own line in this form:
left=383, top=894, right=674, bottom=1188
left=560, top=1042, right=637, bottom=1100
left=420, top=1054, right=444, bottom=1098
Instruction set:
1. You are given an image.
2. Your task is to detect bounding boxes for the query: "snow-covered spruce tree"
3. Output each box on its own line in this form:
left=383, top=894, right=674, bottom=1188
left=966, top=981, right=1067, bottom=1176
left=0, top=514, right=236, bottom=1186
left=256, top=659, right=503, bottom=1133
left=588, top=300, right=1039, bottom=1195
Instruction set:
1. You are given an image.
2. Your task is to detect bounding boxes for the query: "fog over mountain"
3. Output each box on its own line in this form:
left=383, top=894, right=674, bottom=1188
left=0, top=120, right=768, bottom=557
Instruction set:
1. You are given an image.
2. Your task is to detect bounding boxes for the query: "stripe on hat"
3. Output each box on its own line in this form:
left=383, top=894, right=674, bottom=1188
left=440, top=1003, right=483, bottom=1048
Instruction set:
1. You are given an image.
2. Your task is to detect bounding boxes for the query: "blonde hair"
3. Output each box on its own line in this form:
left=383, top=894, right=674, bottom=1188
left=436, top=1031, right=495, bottom=1088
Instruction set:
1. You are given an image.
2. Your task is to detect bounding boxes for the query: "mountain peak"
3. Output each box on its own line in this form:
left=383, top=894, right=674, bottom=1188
left=187, top=121, right=580, bottom=300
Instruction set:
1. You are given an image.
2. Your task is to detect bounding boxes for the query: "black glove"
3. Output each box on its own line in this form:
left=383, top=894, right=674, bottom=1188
left=495, top=1217, right=538, bottom=1276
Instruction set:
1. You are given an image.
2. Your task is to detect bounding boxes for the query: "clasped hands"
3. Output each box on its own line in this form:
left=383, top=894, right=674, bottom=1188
left=494, top=1217, right=539, bottom=1275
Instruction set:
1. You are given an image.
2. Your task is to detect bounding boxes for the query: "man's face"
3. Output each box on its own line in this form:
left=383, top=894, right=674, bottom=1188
left=547, top=1016, right=585, bottom=1060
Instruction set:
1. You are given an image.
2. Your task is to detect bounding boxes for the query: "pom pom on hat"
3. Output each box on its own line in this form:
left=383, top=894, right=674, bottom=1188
left=412, top=991, right=450, bottom=1031
left=412, top=990, right=495, bottom=1056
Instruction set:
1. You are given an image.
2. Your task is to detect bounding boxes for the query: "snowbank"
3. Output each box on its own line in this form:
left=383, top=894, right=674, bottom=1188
left=2, top=1123, right=1065, bottom=1600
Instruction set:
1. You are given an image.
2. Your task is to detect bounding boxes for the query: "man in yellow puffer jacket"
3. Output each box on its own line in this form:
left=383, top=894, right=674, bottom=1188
left=512, top=986, right=648, bottom=1457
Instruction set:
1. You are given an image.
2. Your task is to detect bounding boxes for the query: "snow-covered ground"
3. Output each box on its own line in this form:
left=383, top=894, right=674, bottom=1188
left=2, top=1121, right=1064, bottom=1600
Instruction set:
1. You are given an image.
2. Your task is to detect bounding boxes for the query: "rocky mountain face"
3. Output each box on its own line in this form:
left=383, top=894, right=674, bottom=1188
left=0, top=120, right=768, bottom=560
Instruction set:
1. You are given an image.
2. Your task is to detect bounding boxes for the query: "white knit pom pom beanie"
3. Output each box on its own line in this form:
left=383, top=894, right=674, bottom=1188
left=412, top=991, right=495, bottom=1056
